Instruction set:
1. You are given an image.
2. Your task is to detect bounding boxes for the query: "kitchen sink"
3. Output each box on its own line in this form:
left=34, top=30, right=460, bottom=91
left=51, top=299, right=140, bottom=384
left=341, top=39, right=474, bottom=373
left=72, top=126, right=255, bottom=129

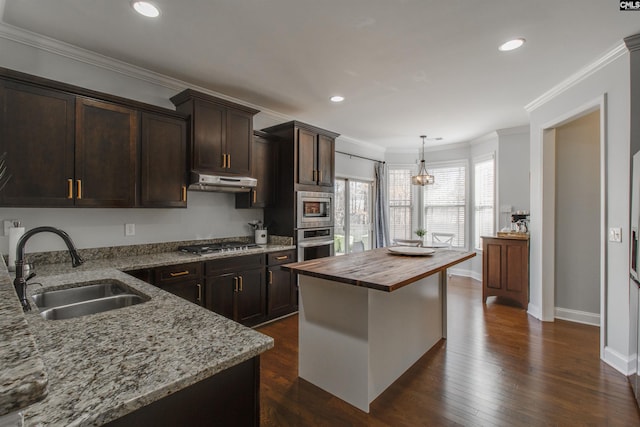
left=39, top=294, right=146, bottom=320
left=32, top=280, right=149, bottom=320
left=32, top=282, right=131, bottom=309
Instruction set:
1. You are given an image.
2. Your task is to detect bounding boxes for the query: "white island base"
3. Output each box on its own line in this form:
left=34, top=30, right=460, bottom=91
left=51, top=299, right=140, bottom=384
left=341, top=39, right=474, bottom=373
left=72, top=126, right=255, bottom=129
left=298, top=272, right=446, bottom=413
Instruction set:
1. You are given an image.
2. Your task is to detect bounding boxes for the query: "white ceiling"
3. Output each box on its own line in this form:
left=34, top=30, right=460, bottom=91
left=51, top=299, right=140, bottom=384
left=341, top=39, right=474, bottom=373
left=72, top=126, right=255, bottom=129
left=1, top=0, right=639, bottom=150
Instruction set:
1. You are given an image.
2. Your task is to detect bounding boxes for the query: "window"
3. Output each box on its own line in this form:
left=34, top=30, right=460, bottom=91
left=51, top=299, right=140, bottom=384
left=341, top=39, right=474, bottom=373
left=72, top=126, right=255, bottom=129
left=423, top=162, right=467, bottom=248
left=474, top=155, right=495, bottom=250
left=334, top=178, right=373, bottom=254
left=388, top=167, right=414, bottom=242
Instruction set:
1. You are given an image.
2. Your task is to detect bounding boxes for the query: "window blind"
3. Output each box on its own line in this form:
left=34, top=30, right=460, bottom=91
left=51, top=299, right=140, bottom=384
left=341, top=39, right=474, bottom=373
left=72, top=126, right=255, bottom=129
left=388, top=168, right=413, bottom=241
left=423, top=162, right=466, bottom=248
left=474, top=157, right=495, bottom=250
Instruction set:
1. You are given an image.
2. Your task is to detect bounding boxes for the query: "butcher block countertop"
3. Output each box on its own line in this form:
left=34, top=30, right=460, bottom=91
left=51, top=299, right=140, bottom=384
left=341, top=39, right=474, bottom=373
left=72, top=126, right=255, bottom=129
left=283, top=247, right=475, bottom=292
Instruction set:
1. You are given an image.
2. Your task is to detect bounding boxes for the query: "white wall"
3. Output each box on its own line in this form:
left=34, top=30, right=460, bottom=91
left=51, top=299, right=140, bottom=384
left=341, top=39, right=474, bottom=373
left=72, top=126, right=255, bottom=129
left=497, top=126, right=530, bottom=227
left=527, top=47, right=631, bottom=373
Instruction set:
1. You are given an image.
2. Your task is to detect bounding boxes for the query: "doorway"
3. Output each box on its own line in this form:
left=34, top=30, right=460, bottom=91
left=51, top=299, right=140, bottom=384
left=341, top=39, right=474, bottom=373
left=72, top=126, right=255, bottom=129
left=554, top=110, right=601, bottom=325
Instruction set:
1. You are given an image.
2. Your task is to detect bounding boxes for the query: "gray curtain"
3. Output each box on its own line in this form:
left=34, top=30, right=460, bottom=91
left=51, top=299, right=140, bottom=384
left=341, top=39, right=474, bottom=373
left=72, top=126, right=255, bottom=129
left=374, top=162, right=390, bottom=248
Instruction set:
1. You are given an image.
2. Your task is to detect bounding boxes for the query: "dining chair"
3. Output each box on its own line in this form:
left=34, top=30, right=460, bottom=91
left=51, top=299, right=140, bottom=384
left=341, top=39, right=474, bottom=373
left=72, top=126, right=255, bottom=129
left=431, top=232, right=454, bottom=249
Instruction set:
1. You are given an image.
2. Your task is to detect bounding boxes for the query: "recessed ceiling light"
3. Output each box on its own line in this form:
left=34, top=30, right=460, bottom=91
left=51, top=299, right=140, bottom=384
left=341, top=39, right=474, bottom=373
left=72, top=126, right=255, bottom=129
left=330, top=95, right=345, bottom=103
left=131, top=1, right=160, bottom=18
left=498, top=38, right=525, bottom=52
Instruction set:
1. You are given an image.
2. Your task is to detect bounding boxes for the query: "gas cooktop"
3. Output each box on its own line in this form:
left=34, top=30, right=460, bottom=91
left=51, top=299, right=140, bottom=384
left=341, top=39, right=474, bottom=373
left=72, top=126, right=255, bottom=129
left=178, top=241, right=261, bottom=255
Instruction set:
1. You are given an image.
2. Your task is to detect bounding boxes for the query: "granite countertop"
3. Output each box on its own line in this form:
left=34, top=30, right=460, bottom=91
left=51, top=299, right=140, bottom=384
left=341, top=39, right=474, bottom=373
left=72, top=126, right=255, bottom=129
left=0, top=257, right=48, bottom=417
left=283, top=247, right=476, bottom=292
left=1, top=243, right=292, bottom=425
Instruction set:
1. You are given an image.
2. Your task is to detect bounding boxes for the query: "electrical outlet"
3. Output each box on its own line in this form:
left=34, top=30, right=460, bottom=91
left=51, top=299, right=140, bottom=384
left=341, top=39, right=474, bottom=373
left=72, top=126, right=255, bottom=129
left=608, top=227, right=622, bottom=243
left=125, top=223, right=135, bottom=236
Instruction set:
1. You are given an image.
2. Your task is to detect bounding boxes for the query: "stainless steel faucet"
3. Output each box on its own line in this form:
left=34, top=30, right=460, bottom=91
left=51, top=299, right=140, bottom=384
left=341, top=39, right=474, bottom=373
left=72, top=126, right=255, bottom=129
left=13, top=226, right=84, bottom=311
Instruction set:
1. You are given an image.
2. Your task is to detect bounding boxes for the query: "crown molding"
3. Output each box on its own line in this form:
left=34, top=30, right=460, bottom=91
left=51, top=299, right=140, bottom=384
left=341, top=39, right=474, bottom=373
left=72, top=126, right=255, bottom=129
left=0, top=22, right=292, bottom=122
left=524, top=41, right=628, bottom=112
left=496, top=125, right=530, bottom=136
left=624, top=33, right=640, bottom=52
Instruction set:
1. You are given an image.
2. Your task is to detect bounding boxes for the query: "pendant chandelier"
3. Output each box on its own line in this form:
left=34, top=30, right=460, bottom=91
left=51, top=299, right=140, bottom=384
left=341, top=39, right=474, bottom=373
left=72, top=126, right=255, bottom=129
left=411, top=135, right=435, bottom=186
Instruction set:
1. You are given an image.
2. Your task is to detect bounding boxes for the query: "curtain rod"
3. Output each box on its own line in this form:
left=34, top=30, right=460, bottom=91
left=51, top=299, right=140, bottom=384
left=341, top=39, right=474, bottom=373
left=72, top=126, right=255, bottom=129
left=335, top=150, right=385, bottom=164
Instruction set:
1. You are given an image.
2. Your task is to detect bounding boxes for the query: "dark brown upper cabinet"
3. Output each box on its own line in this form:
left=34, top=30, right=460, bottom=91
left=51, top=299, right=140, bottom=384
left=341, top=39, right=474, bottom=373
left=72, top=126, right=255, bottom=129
left=140, top=112, right=188, bottom=208
left=236, top=131, right=274, bottom=209
left=0, top=67, right=188, bottom=208
left=75, top=97, right=137, bottom=207
left=170, top=89, right=259, bottom=177
left=0, top=80, right=76, bottom=207
left=262, top=121, right=338, bottom=193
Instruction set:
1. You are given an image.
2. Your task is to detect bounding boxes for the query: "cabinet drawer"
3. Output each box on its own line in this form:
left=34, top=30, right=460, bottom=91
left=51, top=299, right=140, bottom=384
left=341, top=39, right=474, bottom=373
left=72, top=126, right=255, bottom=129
left=267, top=250, right=296, bottom=266
left=155, top=262, right=202, bottom=284
left=205, top=254, right=264, bottom=275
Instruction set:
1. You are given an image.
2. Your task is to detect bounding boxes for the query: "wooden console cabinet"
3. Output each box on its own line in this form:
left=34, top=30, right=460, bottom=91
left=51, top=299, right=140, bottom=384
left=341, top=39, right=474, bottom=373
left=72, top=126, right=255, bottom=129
left=482, top=235, right=529, bottom=308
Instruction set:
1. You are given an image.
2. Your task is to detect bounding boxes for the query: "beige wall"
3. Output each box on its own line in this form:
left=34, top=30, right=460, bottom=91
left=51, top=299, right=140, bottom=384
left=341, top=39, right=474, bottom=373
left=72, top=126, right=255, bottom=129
left=554, top=110, right=601, bottom=315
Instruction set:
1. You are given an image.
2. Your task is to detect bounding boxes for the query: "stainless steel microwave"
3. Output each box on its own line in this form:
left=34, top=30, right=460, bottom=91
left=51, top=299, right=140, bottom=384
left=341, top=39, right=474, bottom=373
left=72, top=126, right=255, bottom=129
left=297, top=191, right=333, bottom=229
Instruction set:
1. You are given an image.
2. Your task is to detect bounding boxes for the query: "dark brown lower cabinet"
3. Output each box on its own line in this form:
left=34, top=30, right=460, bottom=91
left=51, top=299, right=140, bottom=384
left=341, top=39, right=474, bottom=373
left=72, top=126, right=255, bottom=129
left=266, top=250, right=297, bottom=319
left=482, top=236, right=529, bottom=308
left=153, top=262, right=204, bottom=306
left=205, top=254, right=266, bottom=326
left=104, top=357, right=259, bottom=427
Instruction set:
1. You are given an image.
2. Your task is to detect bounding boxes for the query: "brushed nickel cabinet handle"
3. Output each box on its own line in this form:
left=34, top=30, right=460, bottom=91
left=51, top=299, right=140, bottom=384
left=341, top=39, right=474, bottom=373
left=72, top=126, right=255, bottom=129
left=67, top=179, right=73, bottom=199
left=222, top=153, right=227, bottom=169
left=269, top=270, right=273, bottom=285
left=76, top=179, right=82, bottom=199
left=196, top=283, right=202, bottom=302
left=239, top=275, right=243, bottom=292
left=169, top=270, right=189, bottom=277
left=181, top=186, right=187, bottom=202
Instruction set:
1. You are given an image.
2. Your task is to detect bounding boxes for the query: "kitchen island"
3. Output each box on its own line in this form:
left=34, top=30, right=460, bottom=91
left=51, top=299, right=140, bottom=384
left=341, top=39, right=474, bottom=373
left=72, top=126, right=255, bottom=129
left=283, top=247, right=475, bottom=413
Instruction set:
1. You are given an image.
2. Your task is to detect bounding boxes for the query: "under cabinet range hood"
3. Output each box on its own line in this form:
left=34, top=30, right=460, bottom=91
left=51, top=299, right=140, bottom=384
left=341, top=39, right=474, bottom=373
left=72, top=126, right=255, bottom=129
left=189, top=172, right=257, bottom=193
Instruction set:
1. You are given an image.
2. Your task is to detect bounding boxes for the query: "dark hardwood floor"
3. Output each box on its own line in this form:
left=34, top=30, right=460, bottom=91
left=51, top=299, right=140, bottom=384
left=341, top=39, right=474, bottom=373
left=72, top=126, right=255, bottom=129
left=257, top=276, right=640, bottom=426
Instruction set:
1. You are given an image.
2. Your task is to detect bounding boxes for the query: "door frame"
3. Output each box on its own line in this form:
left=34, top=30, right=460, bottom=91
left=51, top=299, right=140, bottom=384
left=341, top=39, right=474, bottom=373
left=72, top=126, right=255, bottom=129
left=538, top=94, right=607, bottom=357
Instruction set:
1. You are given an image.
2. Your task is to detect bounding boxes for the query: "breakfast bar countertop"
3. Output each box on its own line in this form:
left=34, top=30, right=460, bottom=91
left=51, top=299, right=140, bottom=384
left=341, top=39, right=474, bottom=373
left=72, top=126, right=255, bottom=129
left=283, top=247, right=476, bottom=292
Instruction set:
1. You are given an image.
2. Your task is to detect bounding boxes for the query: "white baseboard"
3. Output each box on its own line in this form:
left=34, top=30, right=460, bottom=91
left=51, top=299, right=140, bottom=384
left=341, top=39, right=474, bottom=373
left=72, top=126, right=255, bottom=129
left=554, top=307, right=600, bottom=327
left=527, top=302, right=542, bottom=320
left=449, top=268, right=481, bottom=282
left=603, top=346, right=635, bottom=375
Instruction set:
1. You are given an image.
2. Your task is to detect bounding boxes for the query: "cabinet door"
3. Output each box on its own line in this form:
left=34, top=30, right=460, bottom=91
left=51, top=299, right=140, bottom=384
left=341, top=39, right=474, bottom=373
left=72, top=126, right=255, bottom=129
left=159, top=279, right=204, bottom=306
left=140, top=112, right=187, bottom=207
left=205, top=273, right=236, bottom=320
left=484, top=242, right=503, bottom=291
left=0, top=80, right=75, bottom=206
left=297, top=128, right=317, bottom=185
left=225, top=109, right=252, bottom=176
left=267, top=265, right=295, bottom=318
left=236, top=133, right=273, bottom=208
left=317, top=134, right=335, bottom=187
left=236, top=268, right=266, bottom=326
left=75, top=97, right=137, bottom=207
left=193, top=98, right=225, bottom=173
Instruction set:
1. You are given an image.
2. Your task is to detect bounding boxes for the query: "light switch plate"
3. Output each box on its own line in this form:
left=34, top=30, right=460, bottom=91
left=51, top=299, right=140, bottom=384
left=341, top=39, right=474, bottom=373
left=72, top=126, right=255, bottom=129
left=608, top=227, right=622, bottom=242
left=125, top=223, right=135, bottom=236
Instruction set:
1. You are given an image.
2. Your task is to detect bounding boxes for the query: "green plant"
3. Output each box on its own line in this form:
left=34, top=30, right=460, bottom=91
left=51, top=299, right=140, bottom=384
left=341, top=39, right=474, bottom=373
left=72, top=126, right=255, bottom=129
left=415, top=228, right=427, bottom=238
